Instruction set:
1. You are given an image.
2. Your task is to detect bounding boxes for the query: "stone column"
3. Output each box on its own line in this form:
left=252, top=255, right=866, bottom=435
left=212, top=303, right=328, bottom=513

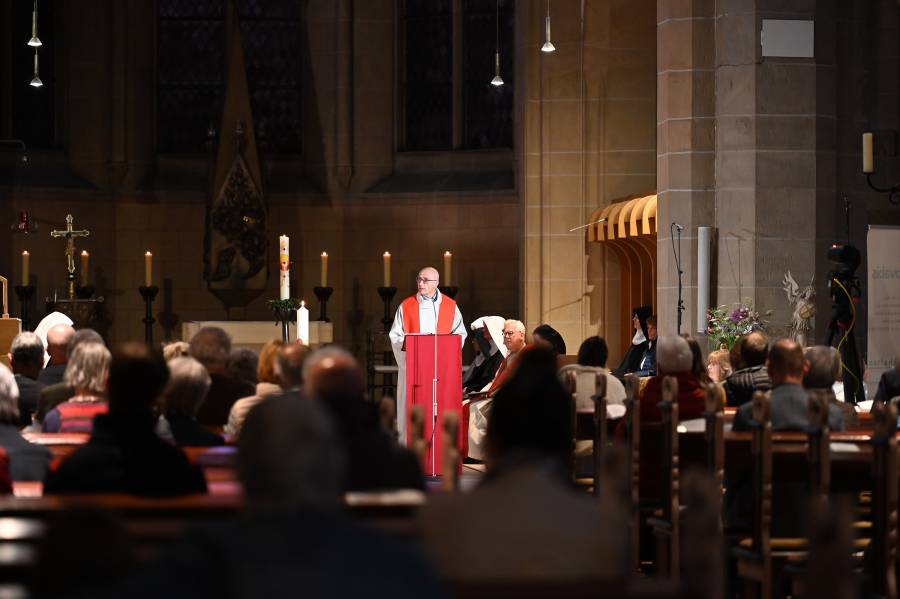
left=655, top=0, right=716, bottom=336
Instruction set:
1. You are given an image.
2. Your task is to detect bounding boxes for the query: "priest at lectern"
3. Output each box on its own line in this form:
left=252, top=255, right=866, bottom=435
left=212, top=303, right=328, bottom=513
left=389, top=266, right=467, bottom=445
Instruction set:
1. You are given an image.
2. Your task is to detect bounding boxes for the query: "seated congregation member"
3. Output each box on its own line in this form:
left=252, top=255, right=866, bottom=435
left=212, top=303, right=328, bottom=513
left=7, top=332, right=46, bottom=427
left=225, top=340, right=285, bottom=439
left=36, top=327, right=105, bottom=423
left=162, top=340, right=190, bottom=362
left=804, top=345, right=858, bottom=428
left=43, top=341, right=111, bottom=433
left=638, top=335, right=707, bottom=423
left=571, top=335, right=627, bottom=407
left=420, top=346, right=628, bottom=582
left=706, top=347, right=732, bottom=383
left=733, top=338, right=845, bottom=432
left=190, top=327, right=255, bottom=426
left=873, top=358, right=900, bottom=405
left=37, top=323, right=75, bottom=385
left=532, top=323, right=566, bottom=356
left=632, top=315, right=658, bottom=377
left=613, top=305, right=653, bottom=378
left=683, top=335, right=712, bottom=385
left=463, top=316, right=506, bottom=395
left=44, top=343, right=207, bottom=497
left=485, top=319, right=531, bottom=396
left=93, top=396, right=442, bottom=599
left=306, top=347, right=423, bottom=492
left=0, top=364, right=52, bottom=480
left=158, top=357, right=224, bottom=446
left=723, top=331, right=772, bottom=406
left=228, top=347, right=258, bottom=389
left=273, top=342, right=308, bottom=398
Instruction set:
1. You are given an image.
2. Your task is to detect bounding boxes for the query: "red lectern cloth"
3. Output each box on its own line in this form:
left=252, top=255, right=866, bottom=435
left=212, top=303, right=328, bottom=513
left=404, top=334, right=463, bottom=476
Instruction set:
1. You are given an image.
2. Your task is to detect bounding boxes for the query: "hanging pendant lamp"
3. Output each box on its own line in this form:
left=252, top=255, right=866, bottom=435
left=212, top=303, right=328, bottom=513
left=27, top=0, right=42, bottom=47
left=541, top=0, right=555, bottom=52
left=30, top=51, right=42, bottom=87
left=490, top=0, right=504, bottom=86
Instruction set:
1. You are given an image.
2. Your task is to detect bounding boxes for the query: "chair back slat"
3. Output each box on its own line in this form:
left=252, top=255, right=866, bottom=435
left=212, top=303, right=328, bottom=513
left=749, top=391, right=772, bottom=562
left=659, top=376, right=680, bottom=524
left=592, top=372, right=608, bottom=497
left=409, top=406, right=427, bottom=468
left=703, top=383, right=725, bottom=496
left=441, top=412, right=460, bottom=492
left=805, top=389, right=831, bottom=499
left=870, top=402, right=898, bottom=599
left=623, top=374, right=641, bottom=573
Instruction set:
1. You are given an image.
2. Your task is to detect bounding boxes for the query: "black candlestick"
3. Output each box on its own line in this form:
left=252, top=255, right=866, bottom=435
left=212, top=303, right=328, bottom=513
left=313, top=286, right=334, bottom=322
left=273, top=307, right=295, bottom=343
left=438, top=285, right=459, bottom=300
left=377, top=286, right=398, bottom=332
left=139, top=286, right=159, bottom=345
left=75, top=285, right=95, bottom=299
left=14, top=285, right=35, bottom=331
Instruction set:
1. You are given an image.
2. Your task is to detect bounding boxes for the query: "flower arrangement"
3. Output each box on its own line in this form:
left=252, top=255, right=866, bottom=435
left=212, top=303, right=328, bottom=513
left=705, top=301, right=770, bottom=350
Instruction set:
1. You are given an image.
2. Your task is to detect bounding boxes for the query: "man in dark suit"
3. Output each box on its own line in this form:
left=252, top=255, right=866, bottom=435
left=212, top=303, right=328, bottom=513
left=733, top=338, right=845, bottom=432
left=7, top=332, right=46, bottom=427
left=190, top=327, right=254, bottom=426
left=873, top=359, right=900, bottom=405
left=723, top=331, right=772, bottom=406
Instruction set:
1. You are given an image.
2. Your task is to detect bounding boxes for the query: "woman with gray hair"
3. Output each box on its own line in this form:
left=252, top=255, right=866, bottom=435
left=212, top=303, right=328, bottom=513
left=0, top=364, right=52, bottom=480
left=158, top=357, right=223, bottom=446
left=43, top=342, right=111, bottom=433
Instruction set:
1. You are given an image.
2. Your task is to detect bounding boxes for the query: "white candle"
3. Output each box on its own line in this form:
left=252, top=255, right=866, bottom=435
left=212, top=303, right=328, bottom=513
left=144, top=251, right=153, bottom=286
left=320, top=252, right=328, bottom=287
left=297, top=300, right=310, bottom=346
left=383, top=251, right=391, bottom=287
left=863, top=132, right=874, bottom=174
left=80, top=251, right=89, bottom=286
left=443, top=250, right=452, bottom=286
left=21, top=251, right=29, bottom=284
left=279, top=235, right=290, bottom=300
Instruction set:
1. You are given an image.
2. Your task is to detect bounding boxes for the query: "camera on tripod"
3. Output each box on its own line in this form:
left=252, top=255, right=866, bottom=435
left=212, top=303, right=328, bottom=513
left=826, top=242, right=865, bottom=404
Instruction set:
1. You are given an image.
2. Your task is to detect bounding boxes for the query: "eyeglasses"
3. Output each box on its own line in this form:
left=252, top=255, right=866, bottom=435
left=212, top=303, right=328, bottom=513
left=416, top=277, right=438, bottom=283
left=501, top=331, right=519, bottom=337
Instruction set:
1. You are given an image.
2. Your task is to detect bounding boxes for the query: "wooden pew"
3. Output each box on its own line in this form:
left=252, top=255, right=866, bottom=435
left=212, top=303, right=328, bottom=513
left=562, top=366, right=608, bottom=494
left=623, top=374, right=642, bottom=573
left=869, top=402, right=898, bottom=597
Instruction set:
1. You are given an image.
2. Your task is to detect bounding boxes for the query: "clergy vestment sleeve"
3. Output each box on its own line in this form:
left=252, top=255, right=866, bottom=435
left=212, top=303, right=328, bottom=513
left=389, top=305, right=406, bottom=355
left=451, top=305, right=467, bottom=346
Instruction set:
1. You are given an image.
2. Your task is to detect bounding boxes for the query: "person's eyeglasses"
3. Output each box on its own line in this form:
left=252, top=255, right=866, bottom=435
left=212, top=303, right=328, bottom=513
left=501, top=331, right=518, bottom=337
left=416, top=277, right=438, bottom=283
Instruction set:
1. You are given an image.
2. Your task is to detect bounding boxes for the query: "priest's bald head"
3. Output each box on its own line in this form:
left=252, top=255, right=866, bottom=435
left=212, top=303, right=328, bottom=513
left=416, top=266, right=440, bottom=298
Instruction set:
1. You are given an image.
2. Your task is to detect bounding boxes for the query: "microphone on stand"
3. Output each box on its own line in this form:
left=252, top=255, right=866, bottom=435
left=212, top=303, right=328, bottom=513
left=670, top=222, right=686, bottom=334
left=672, top=222, right=685, bottom=231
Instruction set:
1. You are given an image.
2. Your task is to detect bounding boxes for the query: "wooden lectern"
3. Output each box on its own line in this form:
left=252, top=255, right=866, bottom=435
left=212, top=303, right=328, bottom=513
left=404, top=333, right=463, bottom=476
left=0, top=276, right=21, bottom=369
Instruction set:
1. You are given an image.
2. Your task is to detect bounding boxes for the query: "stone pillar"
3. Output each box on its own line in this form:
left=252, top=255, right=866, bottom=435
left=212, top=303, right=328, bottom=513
left=655, top=0, right=716, bottom=336
left=521, top=0, right=656, bottom=355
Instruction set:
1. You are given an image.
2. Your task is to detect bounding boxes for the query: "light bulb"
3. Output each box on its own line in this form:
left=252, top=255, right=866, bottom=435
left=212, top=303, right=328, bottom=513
left=491, top=52, right=504, bottom=86
left=541, top=15, right=555, bottom=52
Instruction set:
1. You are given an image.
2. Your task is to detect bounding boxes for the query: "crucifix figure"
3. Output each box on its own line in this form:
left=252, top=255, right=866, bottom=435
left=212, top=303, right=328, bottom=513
left=50, top=214, right=90, bottom=299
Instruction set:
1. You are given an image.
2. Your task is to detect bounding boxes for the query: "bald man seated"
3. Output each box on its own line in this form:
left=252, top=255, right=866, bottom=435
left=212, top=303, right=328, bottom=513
left=38, top=324, right=75, bottom=386
left=304, top=347, right=424, bottom=492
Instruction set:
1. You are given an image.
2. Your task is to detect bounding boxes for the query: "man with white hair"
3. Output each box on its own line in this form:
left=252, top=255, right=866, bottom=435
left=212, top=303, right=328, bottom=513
left=389, top=266, right=467, bottom=442
left=637, top=335, right=707, bottom=422
left=8, top=332, right=46, bottom=427
left=0, top=364, right=52, bottom=480
left=485, top=319, right=529, bottom=396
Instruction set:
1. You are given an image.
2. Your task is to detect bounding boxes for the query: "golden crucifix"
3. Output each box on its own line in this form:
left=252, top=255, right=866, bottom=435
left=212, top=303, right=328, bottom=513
left=50, top=214, right=90, bottom=299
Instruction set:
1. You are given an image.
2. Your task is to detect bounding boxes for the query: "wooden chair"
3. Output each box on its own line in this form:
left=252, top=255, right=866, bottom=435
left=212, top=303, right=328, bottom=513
left=442, top=411, right=460, bottom=492
left=561, top=366, right=607, bottom=494
left=647, top=376, right=680, bottom=578
left=733, top=390, right=774, bottom=598
left=805, top=389, right=832, bottom=500
left=622, top=374, right=642, bottom=573
left=869, top=401, right=898, bottom=598
left=703, top=383, right=725, bottom=497
left=366, top=330, right=398, bottom=401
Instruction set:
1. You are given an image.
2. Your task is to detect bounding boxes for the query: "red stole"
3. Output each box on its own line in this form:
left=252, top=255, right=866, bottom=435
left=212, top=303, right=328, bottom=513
left=401, top=294, right=457, bottom=334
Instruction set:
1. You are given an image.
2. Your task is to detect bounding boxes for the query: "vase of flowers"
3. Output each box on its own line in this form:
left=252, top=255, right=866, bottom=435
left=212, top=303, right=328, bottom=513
left=705, top=300, right=770, bottom=351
